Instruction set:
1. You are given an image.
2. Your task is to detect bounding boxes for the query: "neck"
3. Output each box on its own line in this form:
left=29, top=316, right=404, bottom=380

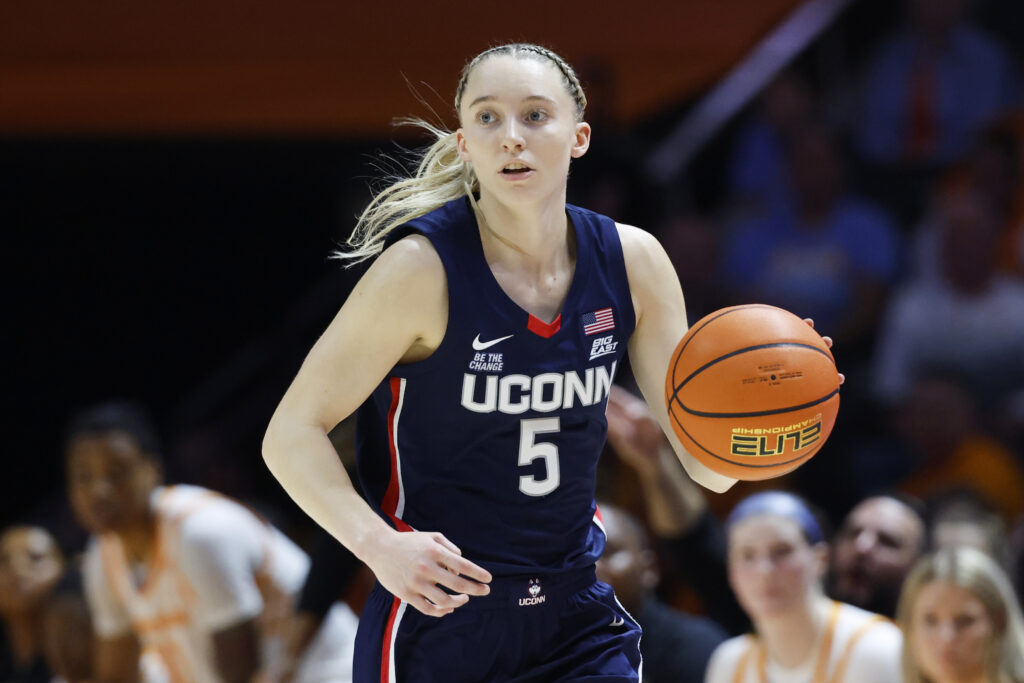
left=3, top=610, right=43, bottom=667
left=475, top=192, right=569, bottom=264
left=115, top=511, right=158, bottom=565
left=756, top=593, right=831, bottom=669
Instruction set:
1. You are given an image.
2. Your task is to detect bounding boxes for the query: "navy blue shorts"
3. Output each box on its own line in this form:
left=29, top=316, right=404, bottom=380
left=353, top=567, right=643, bottom=682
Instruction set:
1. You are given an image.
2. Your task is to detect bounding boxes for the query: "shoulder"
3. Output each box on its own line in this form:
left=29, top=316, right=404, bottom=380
left=838, top=603, right=903, bottom=662
left=615, top=222, right=672, bottom=272
left=374, top=233, right=446, bottom=283
left=169, top=489, right=266, bottom=554
left=706, top=634, right=754, bottom=681
left=354, top=233, right=448, bottom=317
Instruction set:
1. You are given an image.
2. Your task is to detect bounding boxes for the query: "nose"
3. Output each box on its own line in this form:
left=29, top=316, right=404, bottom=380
left=853, top=530, right=876, bottom=555
left=501, top=119, right=525, bottom=152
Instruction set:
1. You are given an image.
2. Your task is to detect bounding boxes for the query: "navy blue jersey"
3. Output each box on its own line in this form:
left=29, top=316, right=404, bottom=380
left=356, top=196, right=635, bottom=576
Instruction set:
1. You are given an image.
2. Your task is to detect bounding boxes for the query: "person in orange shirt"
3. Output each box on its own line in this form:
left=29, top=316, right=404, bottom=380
left=892, top=374, right=1024, bottom=523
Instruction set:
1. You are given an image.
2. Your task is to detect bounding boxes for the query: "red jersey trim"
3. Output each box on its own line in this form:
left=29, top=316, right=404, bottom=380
left=528, top=313, right=561, bottom=338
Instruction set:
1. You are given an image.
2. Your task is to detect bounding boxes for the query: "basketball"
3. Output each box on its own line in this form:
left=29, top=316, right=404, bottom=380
left=665, top=304, right=841, bottom=481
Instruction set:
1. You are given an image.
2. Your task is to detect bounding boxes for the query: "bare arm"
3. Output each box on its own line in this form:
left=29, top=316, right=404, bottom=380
left=94, top=634, right=140, bottom=683
left=263, top=235, right=491, bottom=617
left=618, top=224, right=737, bottom=493
left=212, top=618, right=260, bottom=683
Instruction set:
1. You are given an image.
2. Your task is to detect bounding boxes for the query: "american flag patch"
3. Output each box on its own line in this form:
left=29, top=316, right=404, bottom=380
left=582, top=308, right=615, bottom=335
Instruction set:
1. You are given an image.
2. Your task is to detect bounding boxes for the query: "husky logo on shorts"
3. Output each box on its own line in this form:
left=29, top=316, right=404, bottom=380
left=520, top=578, right=545, bottom=606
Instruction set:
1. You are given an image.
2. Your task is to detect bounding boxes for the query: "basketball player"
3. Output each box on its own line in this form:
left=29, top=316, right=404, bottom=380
left=67, top=402, right=349, bottom=682
left=705, top=492, right=903, bottom=683
left=263, top=43, right=831, bottom=681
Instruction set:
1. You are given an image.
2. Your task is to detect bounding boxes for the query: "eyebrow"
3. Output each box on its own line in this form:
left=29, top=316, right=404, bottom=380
left=467, top=94, right=558, bottom=109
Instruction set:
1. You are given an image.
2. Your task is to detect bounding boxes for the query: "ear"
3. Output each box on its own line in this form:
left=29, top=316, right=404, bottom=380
left=813, top=542, right=829, bottom=580
left=456, top=128, right=471, bottom=162
left=571, top=121, right=591, bottom=159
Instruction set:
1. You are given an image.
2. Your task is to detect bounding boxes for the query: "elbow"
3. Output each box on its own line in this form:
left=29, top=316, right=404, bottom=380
left=261, top=417, right=288, bottom=473
left=679, top=457, right=737, bottom=494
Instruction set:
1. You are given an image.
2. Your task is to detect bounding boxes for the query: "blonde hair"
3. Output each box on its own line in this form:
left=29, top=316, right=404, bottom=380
left=337, top=43, right=587, bottom=263
left=897, top=546, right=1024, bottom=682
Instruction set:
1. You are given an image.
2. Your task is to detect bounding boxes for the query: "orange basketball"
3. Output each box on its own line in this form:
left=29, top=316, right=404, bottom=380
left=664, top=304, right=841, bottom=481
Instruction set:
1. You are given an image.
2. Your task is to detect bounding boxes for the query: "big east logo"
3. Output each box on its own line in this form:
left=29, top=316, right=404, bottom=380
left=730, top=415, right=822, bottom=457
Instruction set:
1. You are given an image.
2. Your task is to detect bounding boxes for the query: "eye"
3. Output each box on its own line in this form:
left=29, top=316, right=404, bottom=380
left=769, top=543, right=794, bottom=562
left=954, top=614, right=977, bottom=631
left=526, top=109, right=548, bottom=123
left=477, top=111, right=496, bottom=125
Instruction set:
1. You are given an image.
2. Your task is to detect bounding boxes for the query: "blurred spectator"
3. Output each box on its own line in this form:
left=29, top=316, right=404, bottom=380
left=897, top=546, right=1024, bottom=682
left=0, top=526, right=65, bottom=683
left=866, top=374, right=1024, bottom=523
left=604, top=385, right=748, bottom=636
left=705, top=492, right=903, bottom=683
left=727, top=71, right=815, bottom=213
left=856, top=0, right=1018, bottom=168
left=595, top=502, right=727, bottom=682
left=926, top=489, right=1010, bottom=568
left=828, top=495, right=927, bottom=618
left=65, top=401, right=348, bottom=682
left=40, top=568, right=93, bottom=683
left=910, top=128, right=1021, bottom=281
left=721, top=122, right=901, bottom=351
left=872, top=190, right=1024, bottom=410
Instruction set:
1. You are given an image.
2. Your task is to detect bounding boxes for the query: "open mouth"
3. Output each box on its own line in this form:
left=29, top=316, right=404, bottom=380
left=501, top=163, right=533, bottom=175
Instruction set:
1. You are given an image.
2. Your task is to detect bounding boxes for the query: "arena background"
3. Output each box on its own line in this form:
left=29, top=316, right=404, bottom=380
left=4, top=0, right=1023, bottom=552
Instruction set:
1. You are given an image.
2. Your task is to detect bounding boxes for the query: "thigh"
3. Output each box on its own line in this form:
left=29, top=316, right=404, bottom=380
left=353, top=583, right=513, bottom=683
left=516, top=581, right=643, bottom=682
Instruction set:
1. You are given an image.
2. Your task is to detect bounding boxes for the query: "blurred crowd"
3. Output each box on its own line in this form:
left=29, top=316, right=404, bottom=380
left=6, top=0, right=1024, bottom=680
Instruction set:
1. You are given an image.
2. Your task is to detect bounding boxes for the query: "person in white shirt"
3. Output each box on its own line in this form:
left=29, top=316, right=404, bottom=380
left=66, top=401, right=351, bottom=683
left=704, top=491, right=903, bottom=683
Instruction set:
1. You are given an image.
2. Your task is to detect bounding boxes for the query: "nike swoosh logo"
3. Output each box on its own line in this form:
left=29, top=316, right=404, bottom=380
left=472, top=334, right=514, bottom=351
left=610, top=616, right=625, bottom=627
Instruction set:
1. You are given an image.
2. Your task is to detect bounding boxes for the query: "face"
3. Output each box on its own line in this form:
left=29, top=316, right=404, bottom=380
left=67, top=431, right=159, bottom=534
left=831, top=498, right=924, bottom=613
left=457, top=54, right=590, bottom=205
left=728, top=515, right=825, bottom=620
left=0, top=527, right=63, bottom=615
left=595, top=509, right=656, bottom=613
left=910, top=580, right=994, bottom=683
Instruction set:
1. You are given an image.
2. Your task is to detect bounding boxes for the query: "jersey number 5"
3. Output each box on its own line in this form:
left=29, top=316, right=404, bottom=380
left=518, top=417, right=560, bottom=496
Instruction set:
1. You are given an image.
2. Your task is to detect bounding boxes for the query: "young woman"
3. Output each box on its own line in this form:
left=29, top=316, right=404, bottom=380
left=0, top=525, right=65, bottom=683
left=262, top=42, right=827, bottom=681
left=898, top=546, right=1024, bottom=683
left=705, top=491, right=903, bottom=682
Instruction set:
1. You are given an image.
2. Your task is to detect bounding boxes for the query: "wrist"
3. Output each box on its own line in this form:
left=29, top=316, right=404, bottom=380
left=350, top=516, right=398, bottom=566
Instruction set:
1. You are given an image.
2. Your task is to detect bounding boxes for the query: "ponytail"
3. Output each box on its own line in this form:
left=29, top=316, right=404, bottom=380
left=334, top=119, right=478, bottom=263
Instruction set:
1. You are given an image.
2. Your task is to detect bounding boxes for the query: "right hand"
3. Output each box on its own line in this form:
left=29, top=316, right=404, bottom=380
left=364, top=529, right=492, bottom=617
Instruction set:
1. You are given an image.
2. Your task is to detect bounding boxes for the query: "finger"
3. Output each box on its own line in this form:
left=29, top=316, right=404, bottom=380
left=821, top=335, right=834, bottom=348
left=803, top=318, right=815, bottom=328
left=838, top=373, right=846, bottom=385
left=434, top=569, right=491, bottom=597
left=411, top=595, right=453, bottom=618
left=432, top=533, right=462, bottom=556
left=438, top=552, right=493, bottom=584
left=420, top=582, right=470, bottom=610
